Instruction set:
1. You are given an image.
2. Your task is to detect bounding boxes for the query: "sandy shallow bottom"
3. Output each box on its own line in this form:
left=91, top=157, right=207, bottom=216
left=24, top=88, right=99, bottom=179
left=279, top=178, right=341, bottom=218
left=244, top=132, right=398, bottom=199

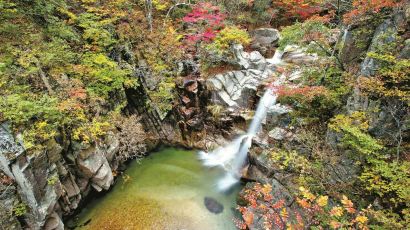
left=68, top=148, right=241, bottom=230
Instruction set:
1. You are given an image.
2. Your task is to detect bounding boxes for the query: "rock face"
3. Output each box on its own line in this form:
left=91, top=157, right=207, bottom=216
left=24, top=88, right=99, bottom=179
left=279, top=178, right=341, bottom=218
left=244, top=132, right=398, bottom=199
left=360, top=19, right=398, bottom=76
left=207, top=44, right=277, bottom=109
left=0, top=123, right=125, bottom=229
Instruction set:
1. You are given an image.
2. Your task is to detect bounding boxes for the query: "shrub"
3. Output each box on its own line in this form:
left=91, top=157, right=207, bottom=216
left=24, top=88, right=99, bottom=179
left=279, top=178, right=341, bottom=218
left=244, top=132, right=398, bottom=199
left=0, top=94, right=62, bottom=128
left=206, top=26, right=251, bottom=55
left=12, top=203, right=27, bottom=217
left=112, top=115, right=148, bottom=161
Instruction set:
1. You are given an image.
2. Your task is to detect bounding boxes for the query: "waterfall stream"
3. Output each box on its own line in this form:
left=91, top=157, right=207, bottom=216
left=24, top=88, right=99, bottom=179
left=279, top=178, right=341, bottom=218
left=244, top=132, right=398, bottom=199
left=199, top=79, right=283, bottom=191
left=199, top=44, right=292, bottom=191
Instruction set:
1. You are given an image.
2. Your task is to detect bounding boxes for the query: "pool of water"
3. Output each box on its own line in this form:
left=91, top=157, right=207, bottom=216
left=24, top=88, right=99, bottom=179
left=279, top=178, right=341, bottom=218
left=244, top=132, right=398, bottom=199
left=67, top=148, right=241, bottom=230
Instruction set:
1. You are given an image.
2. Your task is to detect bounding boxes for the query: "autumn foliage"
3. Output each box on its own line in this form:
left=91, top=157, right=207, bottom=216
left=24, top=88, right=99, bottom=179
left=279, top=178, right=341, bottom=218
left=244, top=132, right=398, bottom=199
left=182, top=3, right=226, bottom=44
left=236, top=183, right=370, bottom=230
left=273, top=85, right=328, bottom=100
left=343, top=0, right=404, bottom=23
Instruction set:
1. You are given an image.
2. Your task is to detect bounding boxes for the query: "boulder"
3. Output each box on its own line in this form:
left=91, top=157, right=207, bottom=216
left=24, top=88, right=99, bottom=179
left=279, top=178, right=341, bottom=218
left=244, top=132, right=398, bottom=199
left=44, top=212, right=64, bottom=230
left=251, top=28, right=280, bottom=56
left=91, top=162, right=113, bottom=192
left=76, top=147, right=105, bottom=178
left=268, top=127, right=287, bottom=141
left=281, top=45, right=319, bottom=64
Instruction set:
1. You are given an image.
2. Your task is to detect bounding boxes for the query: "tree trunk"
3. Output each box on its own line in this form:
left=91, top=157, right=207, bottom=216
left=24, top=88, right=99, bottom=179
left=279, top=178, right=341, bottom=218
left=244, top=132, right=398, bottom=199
left=145, top=0, right=153, bottom=33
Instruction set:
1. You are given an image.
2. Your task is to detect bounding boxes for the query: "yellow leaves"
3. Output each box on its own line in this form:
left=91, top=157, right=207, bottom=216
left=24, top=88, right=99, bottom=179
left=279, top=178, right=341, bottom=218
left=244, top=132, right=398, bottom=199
left=152, top=0, right=169, bottom=11
left=58, top=8, right=77, bottom=23
left=72, top=120, right=112, bottom=143
left=329, top=112, right=369, bottom=132
left=316, top=195, right=328, bottom=207
left=261, top=184, right=272, bottom=196
left=355, top=215, right=368, bottom=224
left=330, top=206, right=344, bottom=217
left=280, top=208, right=289, bottom=219
left=299, top=186, right=316, bottom=201
left=93, top=53, right=116, bottom=67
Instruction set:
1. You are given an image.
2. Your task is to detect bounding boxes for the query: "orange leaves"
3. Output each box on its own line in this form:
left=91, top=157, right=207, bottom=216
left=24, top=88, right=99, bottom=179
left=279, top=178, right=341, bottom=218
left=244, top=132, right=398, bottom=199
left=69, top=87, right=87, bottom=100
left=271, top=0, right=324, bottom=23
left=297, top=197, right=311, bottom=209
left=243, top=209, right=254, bottom=226
left=343, top=0, right=403, bottom=24
left=341, top=195, right=356, bottom=213
left=274, top=85, right=328, bottom=101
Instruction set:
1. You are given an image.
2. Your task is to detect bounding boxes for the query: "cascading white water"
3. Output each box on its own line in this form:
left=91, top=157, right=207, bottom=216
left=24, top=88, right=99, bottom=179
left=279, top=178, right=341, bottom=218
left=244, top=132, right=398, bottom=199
left=199, top=89, right=278, bottom=191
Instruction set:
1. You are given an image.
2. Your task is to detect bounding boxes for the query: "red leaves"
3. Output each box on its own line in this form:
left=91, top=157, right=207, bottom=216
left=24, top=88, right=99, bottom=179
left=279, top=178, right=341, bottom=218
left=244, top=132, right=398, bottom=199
left=182, top=3, right=225, bottom=26
left=182, top=3, right=225, bottom=46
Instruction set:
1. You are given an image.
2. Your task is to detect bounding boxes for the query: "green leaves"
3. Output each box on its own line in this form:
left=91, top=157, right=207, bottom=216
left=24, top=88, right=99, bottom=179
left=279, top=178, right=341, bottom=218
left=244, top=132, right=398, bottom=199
left=77, top=13, right=116, bottom=49
left=79, top=53, right=135, bottom=99
left=0, top=94, right=62, bottom=127
left=278, top=20, right=331, bottom=54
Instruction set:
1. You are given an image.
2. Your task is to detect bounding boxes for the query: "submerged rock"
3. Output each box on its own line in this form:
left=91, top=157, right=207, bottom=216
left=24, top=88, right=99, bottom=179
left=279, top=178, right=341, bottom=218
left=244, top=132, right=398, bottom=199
left=204, top=197, right=224, bottom=214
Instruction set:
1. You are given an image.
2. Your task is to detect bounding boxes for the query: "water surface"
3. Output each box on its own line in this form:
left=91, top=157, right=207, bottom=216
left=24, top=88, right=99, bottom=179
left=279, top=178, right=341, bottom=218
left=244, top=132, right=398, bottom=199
left=69, top=148, right=241, bottom=230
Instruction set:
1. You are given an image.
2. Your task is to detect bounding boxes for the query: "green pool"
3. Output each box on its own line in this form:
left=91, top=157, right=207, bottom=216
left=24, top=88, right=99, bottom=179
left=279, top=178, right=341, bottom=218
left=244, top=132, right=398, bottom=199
left=68, top=148, right=241, bottom=230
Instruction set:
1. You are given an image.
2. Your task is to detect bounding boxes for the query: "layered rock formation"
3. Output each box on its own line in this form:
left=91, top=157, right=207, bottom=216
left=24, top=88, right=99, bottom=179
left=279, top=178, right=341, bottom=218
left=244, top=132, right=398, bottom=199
left=0, top=124, right=124, bottom=229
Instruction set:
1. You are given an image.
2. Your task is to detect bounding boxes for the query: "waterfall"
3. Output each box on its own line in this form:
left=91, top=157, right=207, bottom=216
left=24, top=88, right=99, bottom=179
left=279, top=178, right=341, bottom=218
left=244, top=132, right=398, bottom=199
left=199, top=90, right=278, bottom=191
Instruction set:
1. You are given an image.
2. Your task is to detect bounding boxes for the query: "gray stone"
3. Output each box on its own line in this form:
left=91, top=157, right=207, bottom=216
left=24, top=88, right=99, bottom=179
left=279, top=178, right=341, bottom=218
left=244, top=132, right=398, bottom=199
left=62, top=174, right=80, bottom=198
left=252, top=28, right=280, bottom=45
left=207, top=45, right=276, bottom=109
left=361, top=19, right=398, bottom=76
left=249, top=51, right=267, bottom=70
left=46, top=139, right=63, bottom=163
left=251, top=28, right=280, bottom=56
left=339, top=28, right=373, bottom=65
left=76, top=147, right=105, bottom=178
left=91, top=162, right=113, bottom=192
left=281, top=45, right=319, bottom=64
left=399, top=39, right=410, bottom=59
left=0, top=123, right=24, bottom=178
left=0, top=184, right=22, bottom=230
left=270, top=178, right=294, bottom=206
left=104, top=131, right=120, bottom=162
left=268, top=127, right=287, bottom=141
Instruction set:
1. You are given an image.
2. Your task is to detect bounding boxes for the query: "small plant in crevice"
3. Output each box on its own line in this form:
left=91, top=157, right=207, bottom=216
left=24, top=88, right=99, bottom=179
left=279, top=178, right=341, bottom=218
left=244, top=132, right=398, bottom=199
left=12, top=202, right=27, bottom=217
